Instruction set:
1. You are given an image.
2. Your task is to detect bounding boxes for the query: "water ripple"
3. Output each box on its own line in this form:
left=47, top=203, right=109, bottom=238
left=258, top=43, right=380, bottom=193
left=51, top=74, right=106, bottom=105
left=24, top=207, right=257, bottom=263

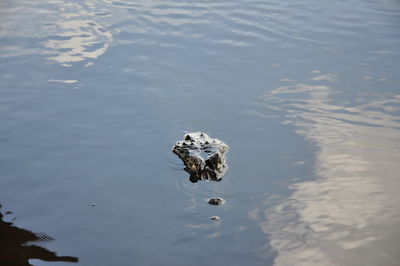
left=0, top=0, right=113, bottom=66
left=99, top=0, right=400, bottom=51
left=253, top=72, right=400, bottom=266
left=1, top=0, right=399, bottom=60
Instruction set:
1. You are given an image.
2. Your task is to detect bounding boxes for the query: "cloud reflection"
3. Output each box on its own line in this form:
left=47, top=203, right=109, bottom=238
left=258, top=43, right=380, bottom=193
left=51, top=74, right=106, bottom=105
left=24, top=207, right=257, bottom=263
left=0, top=0, right=112, bottom=65
left=42, top=0, right=112, bottom=65
left=257, top=76, right=400, bottom=265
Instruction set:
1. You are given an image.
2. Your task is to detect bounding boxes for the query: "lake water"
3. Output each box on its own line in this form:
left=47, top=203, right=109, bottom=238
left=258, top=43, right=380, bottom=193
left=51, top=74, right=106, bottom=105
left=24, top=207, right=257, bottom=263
left=1, top=0, right=400, bottom=265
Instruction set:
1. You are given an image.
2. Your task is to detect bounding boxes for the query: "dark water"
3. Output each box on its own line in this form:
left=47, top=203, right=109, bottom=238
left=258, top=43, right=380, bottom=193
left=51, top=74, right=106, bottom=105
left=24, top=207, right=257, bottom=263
left=1, top=0, right=400, bottom=265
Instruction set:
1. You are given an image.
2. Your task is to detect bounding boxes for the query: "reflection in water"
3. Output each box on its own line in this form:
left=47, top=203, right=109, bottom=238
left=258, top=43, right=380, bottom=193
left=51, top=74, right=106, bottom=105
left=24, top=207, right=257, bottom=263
left=42, top=0, right=112, bottom=65
left=0, top=0, right=112, bottom=66
left=0, top=205, right=78, bottom=266
left=257, top=74, right=400, bottom=265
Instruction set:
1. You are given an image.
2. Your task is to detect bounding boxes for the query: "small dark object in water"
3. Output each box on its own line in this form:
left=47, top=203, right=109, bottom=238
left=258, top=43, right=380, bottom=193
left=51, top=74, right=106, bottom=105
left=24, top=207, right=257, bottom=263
left=172, top=132, right=229, bottom=183
left=208, top=198, right=225, bottom=205
left=210, top=216, right=221, bottom=221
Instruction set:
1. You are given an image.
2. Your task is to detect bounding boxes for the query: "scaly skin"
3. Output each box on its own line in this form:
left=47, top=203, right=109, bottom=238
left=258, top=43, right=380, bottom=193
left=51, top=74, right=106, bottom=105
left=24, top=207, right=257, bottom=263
left=172, top=132, right=229, bottom=183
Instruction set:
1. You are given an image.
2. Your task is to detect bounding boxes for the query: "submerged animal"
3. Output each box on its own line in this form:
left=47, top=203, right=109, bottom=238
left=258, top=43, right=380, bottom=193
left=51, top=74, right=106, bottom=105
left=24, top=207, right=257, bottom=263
left=172, top=132, right=229, bottom=183
left=208, top=198, right=225, bottom=205
left=210, top=216, right=221, bottom=221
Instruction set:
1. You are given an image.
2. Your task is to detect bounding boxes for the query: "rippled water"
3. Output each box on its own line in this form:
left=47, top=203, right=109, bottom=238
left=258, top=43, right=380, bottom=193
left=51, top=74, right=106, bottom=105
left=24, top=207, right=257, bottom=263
left=1, top=0, right=399, bottom=265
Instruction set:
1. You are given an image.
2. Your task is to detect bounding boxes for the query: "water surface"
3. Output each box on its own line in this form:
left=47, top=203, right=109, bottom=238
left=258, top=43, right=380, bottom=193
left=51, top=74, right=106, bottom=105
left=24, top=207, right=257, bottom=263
left=1, top=0, right=400, bottom=265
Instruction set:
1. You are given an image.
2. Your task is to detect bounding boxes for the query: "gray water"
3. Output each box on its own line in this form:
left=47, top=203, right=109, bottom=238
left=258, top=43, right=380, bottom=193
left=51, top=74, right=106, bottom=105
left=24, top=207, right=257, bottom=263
left=1, top=0, right=400, bottom=265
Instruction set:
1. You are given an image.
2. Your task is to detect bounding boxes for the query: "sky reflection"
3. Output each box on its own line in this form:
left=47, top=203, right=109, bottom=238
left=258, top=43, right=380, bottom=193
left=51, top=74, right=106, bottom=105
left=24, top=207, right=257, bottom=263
left=257, top=74, right=400, bottom=266
left=42, top=0, right=112, bottom=65
left=0, top=0, right=112, bottom=66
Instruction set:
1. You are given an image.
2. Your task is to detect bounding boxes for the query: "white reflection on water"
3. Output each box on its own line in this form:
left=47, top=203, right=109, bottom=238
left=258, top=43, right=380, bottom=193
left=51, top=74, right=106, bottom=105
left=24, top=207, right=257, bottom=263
left=42, top=0, right=112, bottom=65
left=257, top=76, right=400, bottom=265
left=47, top=79, right=78, bottom=84
left=0, top=0, right=112, bottom=66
